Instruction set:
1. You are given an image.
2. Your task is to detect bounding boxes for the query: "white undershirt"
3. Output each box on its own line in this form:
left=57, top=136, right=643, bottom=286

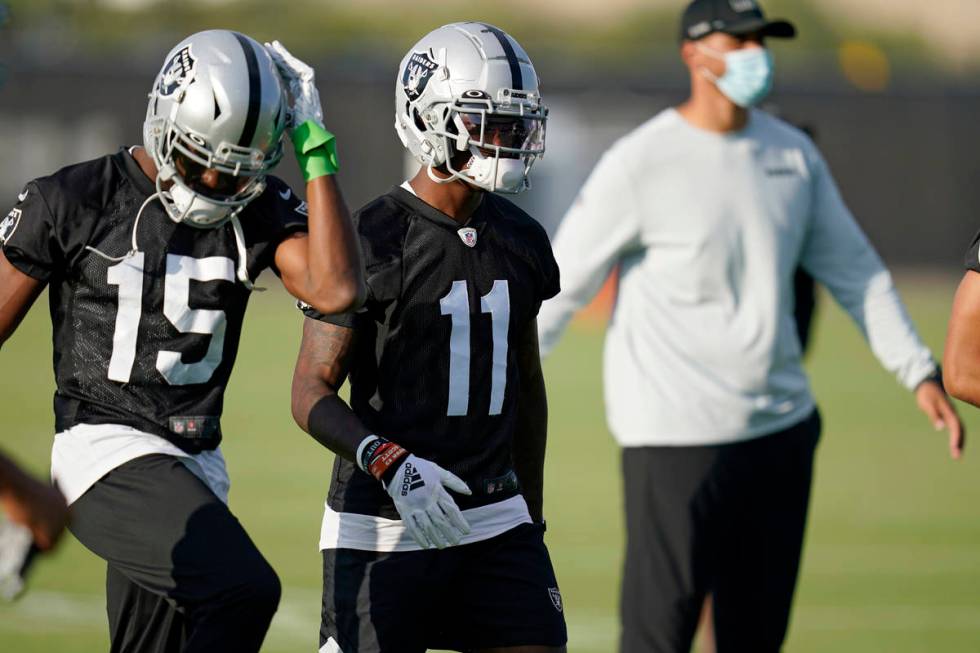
left=51, top=424, right=230, bottom=505
left=319, top=495, right=531, bottom=553
left=538, top=108, right=936, bottom=447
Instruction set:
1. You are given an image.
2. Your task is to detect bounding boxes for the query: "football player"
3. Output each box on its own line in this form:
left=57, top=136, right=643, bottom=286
left=0, top=30, right=363, bottom=652
left=291, top=22, right=567, bottom=653
left=945, top=231, right=980, bottom=408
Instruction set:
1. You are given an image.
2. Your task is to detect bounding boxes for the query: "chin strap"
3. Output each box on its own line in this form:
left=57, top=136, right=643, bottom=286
left=84, top=192, right=159, bottom=263
left=229, top=215, right=264, bottom=292
left=84, top=191, right=262, bottom=293
left=426, top=163, right=456, bottom=186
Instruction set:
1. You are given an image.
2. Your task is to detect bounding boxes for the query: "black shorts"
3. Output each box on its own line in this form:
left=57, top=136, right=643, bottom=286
left=69, top=454, right=281, bottom=653
left=320, top=522, right=567, bottom=652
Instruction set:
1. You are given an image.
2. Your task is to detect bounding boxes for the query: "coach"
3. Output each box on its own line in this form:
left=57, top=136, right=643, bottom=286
left=537, top=1, right=964, bottom=652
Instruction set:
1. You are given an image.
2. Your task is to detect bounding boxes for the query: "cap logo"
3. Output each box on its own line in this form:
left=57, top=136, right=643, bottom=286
left=730, top=0, right=758, bottom=12
left=403, top=51, right=438, bottom=101
left=688, top=21, right=712, bottom=38
left=159, top=45, right=196, bottom=97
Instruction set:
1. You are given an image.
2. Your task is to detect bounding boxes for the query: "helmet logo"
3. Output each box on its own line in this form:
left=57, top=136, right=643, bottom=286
left=403, top=51, right=438, bottom=100
left=159, top=45, right=197, bottom=97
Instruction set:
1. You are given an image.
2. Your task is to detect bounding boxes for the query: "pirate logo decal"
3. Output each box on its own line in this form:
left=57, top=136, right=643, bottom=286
left=159, top=45, right=197, bottom=97
left=0, top=208, right=21, bottom=245
left=403, top=50, right=438, bottom=100
left=548, top=587, right=563, bottom=613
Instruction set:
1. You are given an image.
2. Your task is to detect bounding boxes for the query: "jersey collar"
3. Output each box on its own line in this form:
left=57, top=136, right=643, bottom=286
left=116, top=146, right=157, bottom=198
left=389, top=185, right=487, bottom=231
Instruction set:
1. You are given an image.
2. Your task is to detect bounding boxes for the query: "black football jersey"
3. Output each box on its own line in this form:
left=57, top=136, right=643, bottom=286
left=303, top=186, right=559, bottom=518
left=1, top=148, right=308, bottom=453
left=966, top=231, right=980, bottom=274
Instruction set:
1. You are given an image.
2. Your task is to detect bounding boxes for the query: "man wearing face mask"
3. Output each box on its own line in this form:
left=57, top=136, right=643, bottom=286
left=0, top=30, right=363, bottom=652
left=536, top=1, right=964, bottom=652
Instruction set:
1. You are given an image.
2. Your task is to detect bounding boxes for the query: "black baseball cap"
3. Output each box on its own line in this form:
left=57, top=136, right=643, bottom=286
left=680, top=0, right=796, bottom=41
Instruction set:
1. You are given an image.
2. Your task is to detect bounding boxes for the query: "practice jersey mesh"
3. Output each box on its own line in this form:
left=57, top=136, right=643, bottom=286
left=304, top=186, right=559, bottom=518
left=1, top=148, right=308, bottom=452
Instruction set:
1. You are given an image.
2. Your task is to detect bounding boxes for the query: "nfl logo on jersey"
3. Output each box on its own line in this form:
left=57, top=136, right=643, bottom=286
left=458, top=227, right=478, bottom=248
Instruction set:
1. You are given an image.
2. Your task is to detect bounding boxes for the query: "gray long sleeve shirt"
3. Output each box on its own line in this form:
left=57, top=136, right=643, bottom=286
left=538, top=108, right=936, bottom=447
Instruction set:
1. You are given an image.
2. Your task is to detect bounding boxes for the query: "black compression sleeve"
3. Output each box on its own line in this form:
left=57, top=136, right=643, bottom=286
left=306, top=394, right=371, bottom=463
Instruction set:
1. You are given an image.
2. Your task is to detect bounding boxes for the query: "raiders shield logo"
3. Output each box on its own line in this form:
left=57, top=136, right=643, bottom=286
left=548, top=587, right=563, bottom=613
left=159, top=45, right=197, bottom=97
left=402, top=51, right=438, bottom=100
left=0, top=208, right=21, bottom=245
left=458, top=227, right=478, bottom=248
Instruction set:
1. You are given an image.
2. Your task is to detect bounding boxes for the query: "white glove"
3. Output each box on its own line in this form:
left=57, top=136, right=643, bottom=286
left=0, top=518, right=34, bottom=601
left=385, top=455, right=472, bottom=549
left=264, top=40, right=323, bottom=128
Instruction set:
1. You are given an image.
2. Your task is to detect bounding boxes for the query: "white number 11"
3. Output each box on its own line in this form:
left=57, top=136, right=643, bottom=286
left=439, top=280, right=510, bottom=417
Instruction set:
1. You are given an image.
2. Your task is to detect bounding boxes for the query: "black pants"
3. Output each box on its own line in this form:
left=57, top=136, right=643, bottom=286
left=620, top=411, right=821, bottom=653
left=70, top=454, right=281, bottom=653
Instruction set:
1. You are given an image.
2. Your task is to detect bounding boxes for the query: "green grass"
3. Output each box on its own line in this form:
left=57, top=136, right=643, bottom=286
left=2, top=274, right=980, bottom=652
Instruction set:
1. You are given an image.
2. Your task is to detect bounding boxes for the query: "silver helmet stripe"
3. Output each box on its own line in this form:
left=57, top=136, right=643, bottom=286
left=232, top=31, right=262, bottom=148
left=478, top=23, right=523, bottom=90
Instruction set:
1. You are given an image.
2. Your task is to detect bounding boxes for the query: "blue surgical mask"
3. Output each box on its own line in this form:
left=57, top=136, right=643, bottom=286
left=698, top=44, right=774, bottom=108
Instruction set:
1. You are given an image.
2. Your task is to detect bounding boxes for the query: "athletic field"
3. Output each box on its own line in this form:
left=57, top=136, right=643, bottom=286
left=1, top=274, right=978, bottom=652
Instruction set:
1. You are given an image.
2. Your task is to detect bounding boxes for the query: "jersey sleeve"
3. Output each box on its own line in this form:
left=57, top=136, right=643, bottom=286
left=1, top=182, right=62, bottom=281
left=260, top=176, right=310, bottom=240
left=964, top=230, right=980, bottom=273
left=537, top=230, right=561, bottom=305
left=298, top=196, right=406, bottom=328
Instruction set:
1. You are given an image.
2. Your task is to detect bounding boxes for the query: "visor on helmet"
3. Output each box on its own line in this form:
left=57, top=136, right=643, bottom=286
left=173, top=150, right=253, bottom=201
left=458, top=112, right=546, bottom=158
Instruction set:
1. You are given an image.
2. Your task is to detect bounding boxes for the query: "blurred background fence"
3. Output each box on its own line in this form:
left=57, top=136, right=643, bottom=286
left=0, top=0, right=978, bottom=268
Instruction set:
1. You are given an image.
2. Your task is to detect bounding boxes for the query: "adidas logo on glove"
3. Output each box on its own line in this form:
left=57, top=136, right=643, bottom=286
left=400, top=462, right=426, bottom=496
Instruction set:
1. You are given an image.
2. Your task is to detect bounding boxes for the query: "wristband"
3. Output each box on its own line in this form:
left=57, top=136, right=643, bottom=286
left=360, top=437, right=409, bottom=485
left=355, top=435, right=380, bottom=473
left=291, top=120, right=340, bottom=181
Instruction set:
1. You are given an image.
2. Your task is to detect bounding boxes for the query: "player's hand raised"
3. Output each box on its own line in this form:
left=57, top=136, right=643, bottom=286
left=384, top=455, right=472, bottom=549
left=263, top=40, right=323, bottom=129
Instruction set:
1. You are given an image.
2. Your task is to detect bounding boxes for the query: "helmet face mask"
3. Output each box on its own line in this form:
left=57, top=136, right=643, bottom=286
left=144, top=31, right=286, bottom=228
left=395, top=23, right=548, bottom=194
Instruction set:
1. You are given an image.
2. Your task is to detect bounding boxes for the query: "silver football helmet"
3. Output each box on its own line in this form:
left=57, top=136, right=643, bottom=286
left=143, top=30, right=287, bottom=228
left=394, top=22, right=547, bottom=194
